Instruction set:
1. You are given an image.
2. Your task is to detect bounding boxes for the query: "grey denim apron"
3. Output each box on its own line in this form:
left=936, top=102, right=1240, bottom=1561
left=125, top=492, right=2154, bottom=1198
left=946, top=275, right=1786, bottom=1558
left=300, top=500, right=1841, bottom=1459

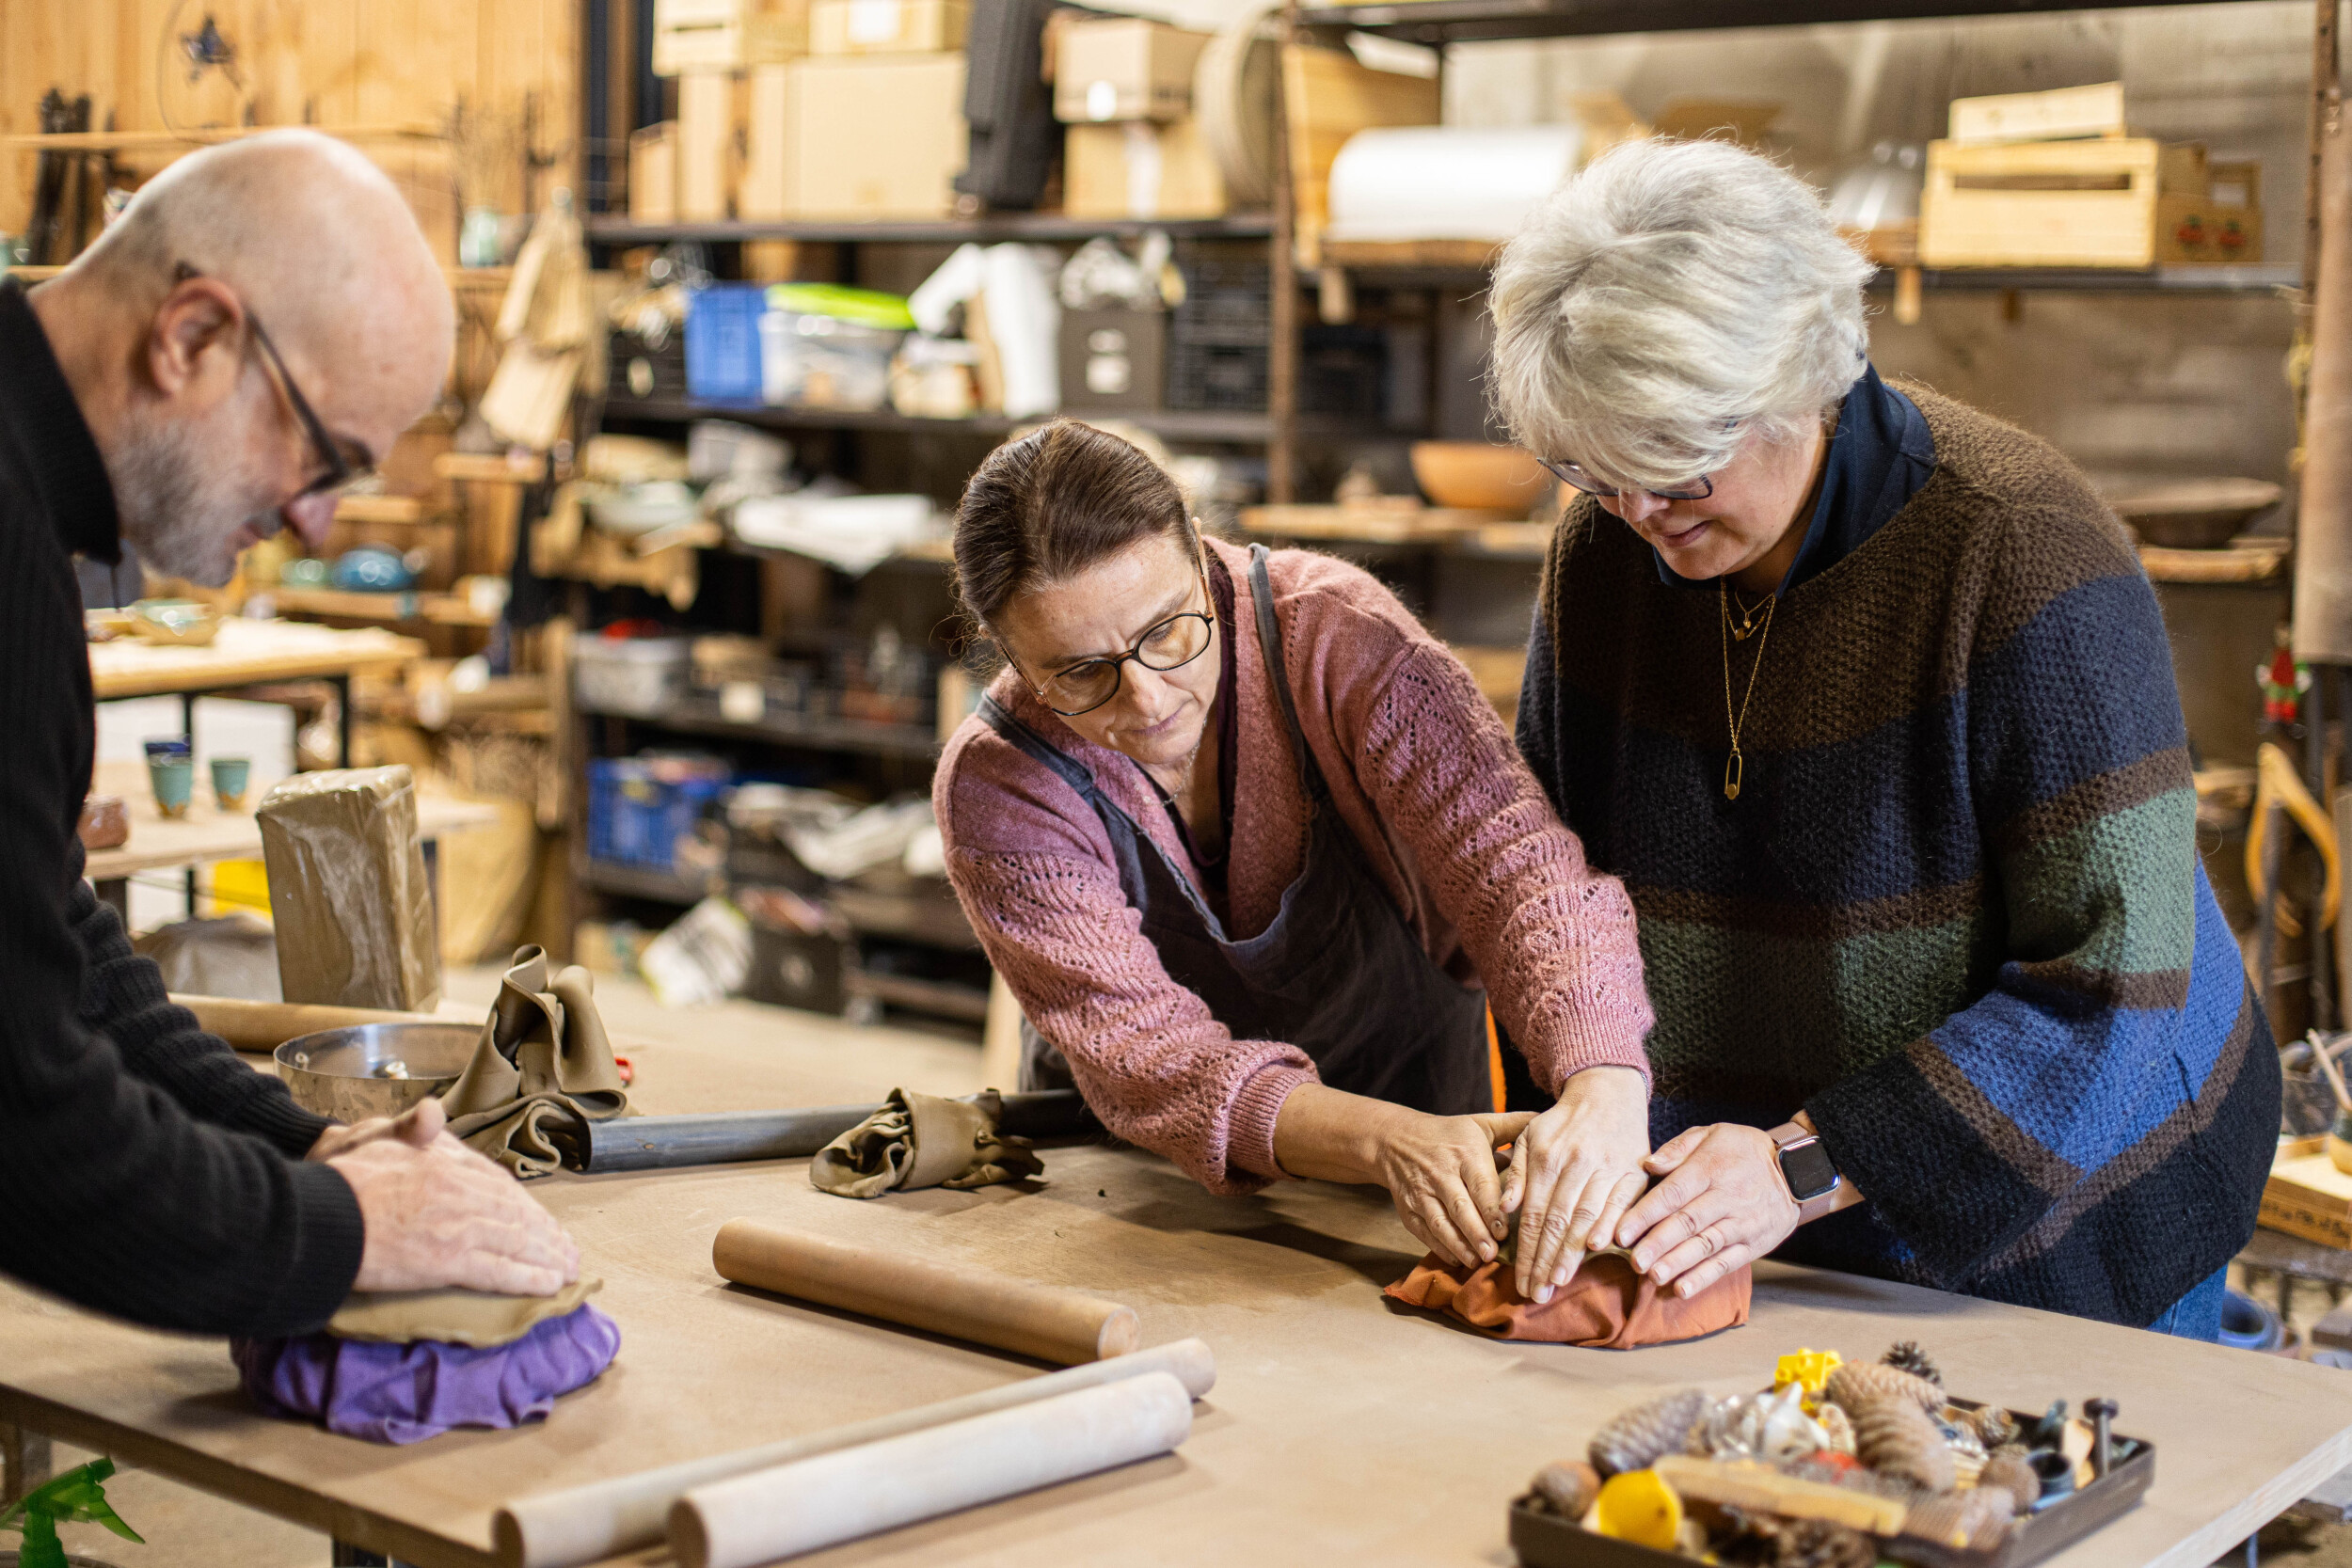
left=981, top=545, right=1492, bottom=1117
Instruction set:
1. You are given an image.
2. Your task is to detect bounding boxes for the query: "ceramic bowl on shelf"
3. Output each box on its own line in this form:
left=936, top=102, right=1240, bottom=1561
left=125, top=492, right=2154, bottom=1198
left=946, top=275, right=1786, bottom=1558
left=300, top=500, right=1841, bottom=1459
left=1409, top=442, right=1554, bottom=515
left=2106, top=477, right=2283, bottom=549
left=127, top=597, right=221, bottom=646
left=585, top=480, right=702, bottom=540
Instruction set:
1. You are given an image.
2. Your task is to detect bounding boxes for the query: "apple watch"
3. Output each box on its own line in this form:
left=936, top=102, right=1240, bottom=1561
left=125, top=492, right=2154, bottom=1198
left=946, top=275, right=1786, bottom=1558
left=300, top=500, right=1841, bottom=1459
left=1769, top=1123, right=1843, bottom=1224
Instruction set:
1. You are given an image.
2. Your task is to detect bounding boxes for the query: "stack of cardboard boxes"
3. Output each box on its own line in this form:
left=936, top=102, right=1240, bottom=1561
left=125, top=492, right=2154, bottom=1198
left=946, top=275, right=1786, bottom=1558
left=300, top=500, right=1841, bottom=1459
left=633, top=0, right=973, bottom=223
left=1054, top=17, right=1227, bottom=221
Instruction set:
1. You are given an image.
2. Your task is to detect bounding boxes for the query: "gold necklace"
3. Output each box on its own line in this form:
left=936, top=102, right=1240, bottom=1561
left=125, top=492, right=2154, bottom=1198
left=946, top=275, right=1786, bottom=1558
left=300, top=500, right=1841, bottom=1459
left=1726, top=587, right=1772, bottom=641
left=1719, top=580, right=1776, bottom=800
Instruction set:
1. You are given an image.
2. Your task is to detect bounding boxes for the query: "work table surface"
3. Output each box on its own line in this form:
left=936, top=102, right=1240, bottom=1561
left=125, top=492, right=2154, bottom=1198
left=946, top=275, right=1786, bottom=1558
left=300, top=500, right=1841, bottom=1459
left=2, top=980, right=2347, bottom=1568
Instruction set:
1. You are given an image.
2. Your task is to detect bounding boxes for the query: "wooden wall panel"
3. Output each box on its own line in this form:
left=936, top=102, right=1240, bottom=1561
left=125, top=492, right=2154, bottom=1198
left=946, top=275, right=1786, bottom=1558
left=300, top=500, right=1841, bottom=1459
left=0, top=0, right=579, bottom=260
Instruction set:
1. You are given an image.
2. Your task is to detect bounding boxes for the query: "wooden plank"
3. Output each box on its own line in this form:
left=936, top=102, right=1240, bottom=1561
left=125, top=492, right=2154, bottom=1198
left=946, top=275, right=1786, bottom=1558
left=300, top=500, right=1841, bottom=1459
left=2, top=973, right=2350, bottom=1568
left=1948, top=81, right=2127, bottom=146
left=87, top=618, right=424, bottom=698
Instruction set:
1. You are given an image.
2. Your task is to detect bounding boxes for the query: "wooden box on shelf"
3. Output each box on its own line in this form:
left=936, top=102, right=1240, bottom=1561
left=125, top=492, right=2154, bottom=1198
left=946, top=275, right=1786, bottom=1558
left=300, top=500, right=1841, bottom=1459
left=628, top=123, right=680, bottom=224
left=654, top=0, right=812, bottom=73
left=1921, top=137, right=2262, bottom=269
left=810, top=0, right=969, bottom=55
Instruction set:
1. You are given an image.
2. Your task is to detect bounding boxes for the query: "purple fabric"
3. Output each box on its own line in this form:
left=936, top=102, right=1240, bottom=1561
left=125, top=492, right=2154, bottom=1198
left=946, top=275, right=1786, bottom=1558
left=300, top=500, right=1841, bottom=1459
left=231, top=1303, right=621, bottom=1445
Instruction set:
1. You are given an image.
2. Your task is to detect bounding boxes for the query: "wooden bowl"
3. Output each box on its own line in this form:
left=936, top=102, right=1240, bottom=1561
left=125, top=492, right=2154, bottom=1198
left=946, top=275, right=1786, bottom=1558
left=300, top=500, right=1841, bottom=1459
left=2106, top=477, right=2282, bottom=549
left=1410, top=442, right=1554, bottom=514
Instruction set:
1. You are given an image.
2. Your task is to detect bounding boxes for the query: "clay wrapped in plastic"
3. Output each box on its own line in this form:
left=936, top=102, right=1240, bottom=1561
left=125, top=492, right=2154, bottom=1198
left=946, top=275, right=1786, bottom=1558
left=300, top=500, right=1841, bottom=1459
left=257, top=766, right=440, bottom=1010
left=810, top=1087, right=1043, bottom=1197
left=1385, top=1247, right=1750, bottom=1347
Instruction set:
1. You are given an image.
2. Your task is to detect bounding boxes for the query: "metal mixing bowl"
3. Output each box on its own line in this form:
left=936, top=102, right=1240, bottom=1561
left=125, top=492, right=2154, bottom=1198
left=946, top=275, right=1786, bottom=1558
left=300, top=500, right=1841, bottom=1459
left=275, top=1022, right=481, bottom=1122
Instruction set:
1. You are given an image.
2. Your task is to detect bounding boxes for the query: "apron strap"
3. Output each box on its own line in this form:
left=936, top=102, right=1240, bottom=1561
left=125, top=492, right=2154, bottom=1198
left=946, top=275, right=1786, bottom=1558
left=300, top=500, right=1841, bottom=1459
left=1247, top=544, right=1330, bottom=802
left=977, top=694, right=1102, bottom=801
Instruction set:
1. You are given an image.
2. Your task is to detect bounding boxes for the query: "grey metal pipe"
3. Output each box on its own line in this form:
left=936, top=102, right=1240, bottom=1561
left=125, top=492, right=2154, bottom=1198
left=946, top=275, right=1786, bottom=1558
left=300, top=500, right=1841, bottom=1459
left=570, top=1090, right=1096, bottom=1172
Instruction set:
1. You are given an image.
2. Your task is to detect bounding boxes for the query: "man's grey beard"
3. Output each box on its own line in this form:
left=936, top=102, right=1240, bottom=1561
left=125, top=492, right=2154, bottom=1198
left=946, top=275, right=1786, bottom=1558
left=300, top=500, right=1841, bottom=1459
left=103, top=402, right=278, bottom=589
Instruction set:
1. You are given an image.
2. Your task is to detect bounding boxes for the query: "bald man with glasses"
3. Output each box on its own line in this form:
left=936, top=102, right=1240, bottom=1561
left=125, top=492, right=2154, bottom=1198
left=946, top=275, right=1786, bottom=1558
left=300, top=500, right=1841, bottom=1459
left=0, top=130, right=578, bottom=1337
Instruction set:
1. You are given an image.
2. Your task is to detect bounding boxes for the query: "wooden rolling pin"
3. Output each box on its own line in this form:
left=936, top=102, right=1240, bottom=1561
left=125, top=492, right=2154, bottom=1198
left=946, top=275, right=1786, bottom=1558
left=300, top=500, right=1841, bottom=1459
left=173, top=993, right=448, bottom=1051
left=712, top=1220, right=1139, bottom=1365
left=493, top=1338, right=1215, bottom=1568
left=671, top=1371, right=1194, bottom=1568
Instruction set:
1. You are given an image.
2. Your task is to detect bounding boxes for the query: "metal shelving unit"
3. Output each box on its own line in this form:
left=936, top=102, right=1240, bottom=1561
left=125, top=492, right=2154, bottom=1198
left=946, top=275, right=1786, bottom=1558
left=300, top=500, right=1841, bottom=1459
left=578, top=697, right=942, bottom=761
left=587, top=213, right=1275, bottom=245
left=1301, top=0, right=2263, bottom=44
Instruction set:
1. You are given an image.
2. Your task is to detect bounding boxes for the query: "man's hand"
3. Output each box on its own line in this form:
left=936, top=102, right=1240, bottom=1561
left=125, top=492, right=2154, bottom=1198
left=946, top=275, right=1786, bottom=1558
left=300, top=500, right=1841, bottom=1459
left=328, top=1109, right=580, bottom=1296
left=306, top=1093, right=459, bottom=1164
left=1369, top=1109, right=1534, bottom=1271
left=1501, top=1066, right=1649, bottom=1303
left=1614, top=1122, right=1797, bottom=1298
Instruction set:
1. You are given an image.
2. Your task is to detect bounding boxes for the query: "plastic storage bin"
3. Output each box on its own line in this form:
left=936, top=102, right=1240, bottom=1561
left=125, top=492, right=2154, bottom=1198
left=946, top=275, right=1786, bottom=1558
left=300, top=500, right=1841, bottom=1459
left=587, top=755, right=733, bottom=872
left=575, top=636, right=691, bottom=717
left=685, top=284, right=769, bottom=403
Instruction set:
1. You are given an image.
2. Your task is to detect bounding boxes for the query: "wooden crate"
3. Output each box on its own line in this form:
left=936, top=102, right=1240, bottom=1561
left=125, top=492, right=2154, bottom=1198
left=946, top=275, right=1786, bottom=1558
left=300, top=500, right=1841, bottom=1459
left=2262, top=1143, right=2352, bottom=1249
left=654, top=0, right=812, bottom=74
left=1948, top=81, right=2125, bottom=145
left=1922, top=137, right=2157, bottom=268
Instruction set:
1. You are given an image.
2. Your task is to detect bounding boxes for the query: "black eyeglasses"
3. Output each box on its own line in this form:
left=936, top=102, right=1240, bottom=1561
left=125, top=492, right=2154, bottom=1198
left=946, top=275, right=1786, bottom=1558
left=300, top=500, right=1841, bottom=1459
left=172, top=262, right=366, bottom=499
left=1537, top=455, right=1715, bottom=504
left=1025, top=564, right=1216, bottom=718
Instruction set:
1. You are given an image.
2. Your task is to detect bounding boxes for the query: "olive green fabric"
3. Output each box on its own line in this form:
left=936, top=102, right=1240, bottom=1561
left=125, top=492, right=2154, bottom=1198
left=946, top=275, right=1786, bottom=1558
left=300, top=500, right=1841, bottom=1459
left=442, top=947, right=628, bottom=1177
left=810, top=1088, right=1044, bottom=1197
left=326, top=1275, right=603, bottom=1346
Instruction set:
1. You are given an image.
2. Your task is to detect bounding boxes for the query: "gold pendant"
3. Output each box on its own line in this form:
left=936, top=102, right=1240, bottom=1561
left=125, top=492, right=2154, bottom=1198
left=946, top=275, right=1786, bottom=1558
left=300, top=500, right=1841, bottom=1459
left=1724, top=751, right=1742, bottom=800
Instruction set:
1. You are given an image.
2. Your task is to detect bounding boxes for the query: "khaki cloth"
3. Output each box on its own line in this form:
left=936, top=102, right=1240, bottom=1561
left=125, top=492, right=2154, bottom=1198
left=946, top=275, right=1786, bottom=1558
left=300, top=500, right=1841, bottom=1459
left=326, top=1275, right=603, bottom=1347
left=443, top=947, right=629, bottom=1176
left=810, top=1088, right=1043, bottom=1197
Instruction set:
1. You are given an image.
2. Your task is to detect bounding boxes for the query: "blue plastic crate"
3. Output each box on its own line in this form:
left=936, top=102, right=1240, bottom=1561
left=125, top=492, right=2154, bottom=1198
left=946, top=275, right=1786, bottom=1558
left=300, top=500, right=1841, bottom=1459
left=684, top=284, right=767, bottom=403
left=587, top=757, right=732, bottom=873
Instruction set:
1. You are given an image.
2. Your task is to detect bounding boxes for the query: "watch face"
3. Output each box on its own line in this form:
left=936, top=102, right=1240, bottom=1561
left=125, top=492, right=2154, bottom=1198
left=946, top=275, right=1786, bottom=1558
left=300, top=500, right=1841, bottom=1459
left=1779, top=1140, right=1839, bottom=1202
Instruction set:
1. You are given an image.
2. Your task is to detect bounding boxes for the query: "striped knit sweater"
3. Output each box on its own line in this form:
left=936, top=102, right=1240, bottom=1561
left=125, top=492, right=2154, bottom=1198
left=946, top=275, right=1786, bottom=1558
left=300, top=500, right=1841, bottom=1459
left=1517, top=386, right=2279, bottom=1326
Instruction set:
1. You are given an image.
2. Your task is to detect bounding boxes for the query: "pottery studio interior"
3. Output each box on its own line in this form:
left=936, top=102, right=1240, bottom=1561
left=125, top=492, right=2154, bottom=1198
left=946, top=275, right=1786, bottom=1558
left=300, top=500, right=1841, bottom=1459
left=28, top=0, right=2352, bottom=1565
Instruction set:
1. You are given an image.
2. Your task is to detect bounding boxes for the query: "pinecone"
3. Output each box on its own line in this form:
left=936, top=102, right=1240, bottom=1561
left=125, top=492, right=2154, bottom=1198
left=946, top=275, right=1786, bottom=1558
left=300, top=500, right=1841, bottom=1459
left=1901, top=1488, right=2016, bottom=1553
left=1772, top=1519, right=1878, bottom=1568
left=1817, top=1401, right=1858, bottom=1457
left=1973, top=1405, right=2020, bottom=1449
left=1529, top=1460, right=1598, bottom=1519
left=1851, top=1397, right=1958, bottom=1493
left=1589, top=1388, right=1708, bottom=1477
left=1823, top=1362, right=1943, bottom=1417
left=1882, top=1339, right=1943, bottom=1386
left=1786, top=1453, right=1919, bottom=1501
left=1979, top=1452, right=2042, bottom=1513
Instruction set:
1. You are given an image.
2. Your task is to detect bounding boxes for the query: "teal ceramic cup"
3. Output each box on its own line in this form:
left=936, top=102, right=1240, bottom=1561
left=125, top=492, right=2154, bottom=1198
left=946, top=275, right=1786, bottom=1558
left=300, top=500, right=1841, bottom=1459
left=211, top=755, right=252, bottom=813
left=148, top=756, right=195, bottom=818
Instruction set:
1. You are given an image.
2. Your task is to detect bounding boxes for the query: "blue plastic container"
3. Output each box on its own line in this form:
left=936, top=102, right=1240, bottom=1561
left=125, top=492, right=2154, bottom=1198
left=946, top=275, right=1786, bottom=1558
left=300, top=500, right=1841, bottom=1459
left=587, top=756, right=732, bottom=873
left=684, top=284, right=767, bottom=403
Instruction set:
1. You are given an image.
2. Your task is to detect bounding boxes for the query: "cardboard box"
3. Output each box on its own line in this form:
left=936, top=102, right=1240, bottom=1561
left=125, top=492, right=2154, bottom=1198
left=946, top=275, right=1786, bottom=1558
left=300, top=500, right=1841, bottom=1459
left=654, top=0, right=811, bottom=73
left=739, top=63, right=799, bottom=219
left=788, top=55, right=967, bottom=218
left=810, top=0, right=968, bottom=55
left=677, top=70, right=745, bottom=221
left=2262, top=1144, right=2352, bottom=1248
left=1054, top=17, right=1211, bottom=124
left=628, top=122, right=679, bottom=224
left=1064, top=119, right=1227, bottom=220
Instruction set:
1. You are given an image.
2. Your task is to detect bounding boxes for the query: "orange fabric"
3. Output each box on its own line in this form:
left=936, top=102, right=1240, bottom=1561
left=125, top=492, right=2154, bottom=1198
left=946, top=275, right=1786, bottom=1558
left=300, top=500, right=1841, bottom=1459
left=1486, top=1005, right=1505, bottom=1115
left=1385, top=1251, right=1752, bottom=1347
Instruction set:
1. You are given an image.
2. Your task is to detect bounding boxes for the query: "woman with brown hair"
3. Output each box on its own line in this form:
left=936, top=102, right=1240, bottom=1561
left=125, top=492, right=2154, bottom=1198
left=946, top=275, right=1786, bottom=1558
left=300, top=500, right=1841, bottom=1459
left=933, top=419, right=1655, bottom=1294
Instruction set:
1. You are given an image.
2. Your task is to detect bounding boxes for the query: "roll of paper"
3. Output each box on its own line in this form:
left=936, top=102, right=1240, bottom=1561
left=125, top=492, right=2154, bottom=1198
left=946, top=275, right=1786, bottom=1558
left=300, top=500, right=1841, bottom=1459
left=671, top=1371, right=1195, bottom=1568
left=711, top=1219, right=1140, bottom=1365
left=493, top=1338, right=1215, bottom=1568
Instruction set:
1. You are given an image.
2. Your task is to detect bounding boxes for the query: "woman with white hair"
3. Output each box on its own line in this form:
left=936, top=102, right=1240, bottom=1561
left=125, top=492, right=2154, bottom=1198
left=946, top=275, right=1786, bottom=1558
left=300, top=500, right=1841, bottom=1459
left=1490, top=135, right=2278, bottom=1335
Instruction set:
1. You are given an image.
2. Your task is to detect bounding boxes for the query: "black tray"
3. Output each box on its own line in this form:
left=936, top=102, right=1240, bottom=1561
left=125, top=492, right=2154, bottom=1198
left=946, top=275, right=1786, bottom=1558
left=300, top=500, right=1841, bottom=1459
left=1508, top=1412, right=2154, bottom=1568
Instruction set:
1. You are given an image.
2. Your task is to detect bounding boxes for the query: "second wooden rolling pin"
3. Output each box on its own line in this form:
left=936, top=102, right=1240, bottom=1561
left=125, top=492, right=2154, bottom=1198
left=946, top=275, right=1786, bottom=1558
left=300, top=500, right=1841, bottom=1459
left=174, top=993, right=447, bottom=1050
left=672, top=1371, right=1195, bottom=1568
left=712, top=1220, right=1139, bottom=1365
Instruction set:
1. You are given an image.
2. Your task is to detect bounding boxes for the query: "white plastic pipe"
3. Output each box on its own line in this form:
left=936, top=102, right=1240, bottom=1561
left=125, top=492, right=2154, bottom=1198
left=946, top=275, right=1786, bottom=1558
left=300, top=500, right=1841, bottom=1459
left=670, top=1371, right=1195, bottom=1568
left=492, top=1338, right=1214, bottom=1568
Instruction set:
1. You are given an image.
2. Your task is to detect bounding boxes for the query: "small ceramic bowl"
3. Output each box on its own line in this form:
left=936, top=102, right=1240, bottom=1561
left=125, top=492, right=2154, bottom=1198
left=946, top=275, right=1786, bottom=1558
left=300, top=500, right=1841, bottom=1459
left=128, top=597, right=221, bottom=647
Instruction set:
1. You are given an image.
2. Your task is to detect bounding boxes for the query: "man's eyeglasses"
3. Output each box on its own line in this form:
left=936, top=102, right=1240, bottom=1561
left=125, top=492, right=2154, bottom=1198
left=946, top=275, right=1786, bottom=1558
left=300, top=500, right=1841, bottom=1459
left=172, top=262, right=367, bottom=499
left=1027, top=563, right=1216, bottom=718
left=1537, top=455, right=1715, bottom=504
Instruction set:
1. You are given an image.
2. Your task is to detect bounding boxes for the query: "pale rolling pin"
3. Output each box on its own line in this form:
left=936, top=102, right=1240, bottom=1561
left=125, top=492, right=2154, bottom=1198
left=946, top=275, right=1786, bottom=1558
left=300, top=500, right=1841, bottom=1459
left=492, top=1338, right=1215, bottom=1568
left=174, top=993, right=447, bottom=1051
left=713, top=1220, right=1139, bottom=1365
left=671, top=1370, right=1195, bottom=1568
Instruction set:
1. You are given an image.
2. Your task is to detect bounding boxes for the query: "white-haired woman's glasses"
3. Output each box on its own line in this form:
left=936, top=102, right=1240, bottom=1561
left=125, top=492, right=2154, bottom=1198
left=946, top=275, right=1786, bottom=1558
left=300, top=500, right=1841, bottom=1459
left=1537, top=455, right=1715, bottom=504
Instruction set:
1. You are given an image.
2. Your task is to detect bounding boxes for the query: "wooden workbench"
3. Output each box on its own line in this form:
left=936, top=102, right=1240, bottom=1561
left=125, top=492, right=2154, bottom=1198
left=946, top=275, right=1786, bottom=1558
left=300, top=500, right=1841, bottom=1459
left=1, top=983, right=2347, bottom=1568
left=87, top=618, right=424, bottom=701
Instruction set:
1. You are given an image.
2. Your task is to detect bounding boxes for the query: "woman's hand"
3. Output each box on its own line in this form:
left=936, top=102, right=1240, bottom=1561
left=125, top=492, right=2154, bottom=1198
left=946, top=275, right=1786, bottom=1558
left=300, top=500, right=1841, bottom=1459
left=1369, top=1108, right=1536, bottom=1270
left=1614, top=1122, right=1798, bottom=1298
left=1502, top=1065, right=1650, bottom=1303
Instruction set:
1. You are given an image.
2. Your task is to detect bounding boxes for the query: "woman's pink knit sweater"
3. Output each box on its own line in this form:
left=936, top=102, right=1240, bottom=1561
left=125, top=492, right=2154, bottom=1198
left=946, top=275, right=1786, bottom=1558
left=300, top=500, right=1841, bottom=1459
left=933, top=537, right=1653, bottom=1194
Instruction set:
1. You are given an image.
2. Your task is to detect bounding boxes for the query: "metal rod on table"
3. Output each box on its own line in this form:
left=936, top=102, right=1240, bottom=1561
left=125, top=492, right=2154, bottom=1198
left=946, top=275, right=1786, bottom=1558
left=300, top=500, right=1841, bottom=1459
left=572, top=1091, right=1097, bottom=1173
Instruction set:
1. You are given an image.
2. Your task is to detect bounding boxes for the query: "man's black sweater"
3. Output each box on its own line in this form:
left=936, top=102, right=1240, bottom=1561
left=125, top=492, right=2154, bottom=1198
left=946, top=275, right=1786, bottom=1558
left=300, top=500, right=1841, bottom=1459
left=0, top=278, right=364, bottom=1335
